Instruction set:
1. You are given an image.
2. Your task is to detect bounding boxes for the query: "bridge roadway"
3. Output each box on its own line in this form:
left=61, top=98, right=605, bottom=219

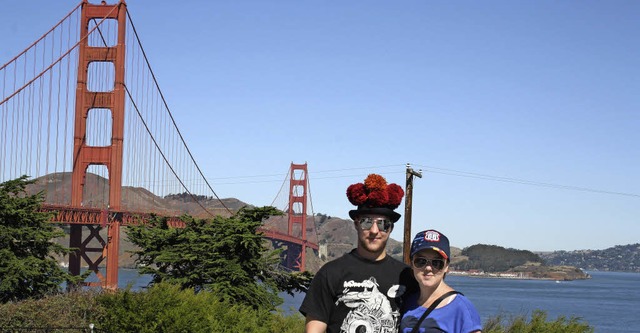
left=41, top=204, right=318, bottom=250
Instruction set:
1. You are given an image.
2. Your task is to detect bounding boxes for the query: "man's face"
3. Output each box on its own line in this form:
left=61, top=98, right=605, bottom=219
left=354, top=214, right=393, bottom=254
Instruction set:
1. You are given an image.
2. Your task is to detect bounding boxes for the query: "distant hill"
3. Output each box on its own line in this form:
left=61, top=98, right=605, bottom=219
left=30, top=173, right=250, bottom=268
left=539, top=244, right=640, bottom=273
left=454, top=244, right=544, bottom=272
left=27, top=172, right=244, bottom=218
left=29, top=173, right=635, bottom=275
left=449, top=244, right=588, bottom=280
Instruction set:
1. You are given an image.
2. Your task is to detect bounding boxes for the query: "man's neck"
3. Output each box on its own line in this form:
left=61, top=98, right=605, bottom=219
left=355, top=247, right=387, bottom=261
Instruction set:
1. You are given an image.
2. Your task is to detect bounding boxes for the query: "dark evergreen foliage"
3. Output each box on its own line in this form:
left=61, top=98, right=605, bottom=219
left=0, top=176, right=80, bottom=303
left=125, top=206, right=311, bottom=311
left=163, top=192, right=214, bottom=203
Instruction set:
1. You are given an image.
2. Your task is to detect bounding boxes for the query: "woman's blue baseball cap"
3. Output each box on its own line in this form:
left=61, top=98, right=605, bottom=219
left=410, top=229, right=450, bottom=260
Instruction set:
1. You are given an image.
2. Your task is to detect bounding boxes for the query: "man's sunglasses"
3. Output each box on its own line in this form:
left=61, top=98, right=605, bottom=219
left=357, top=217, right=392, bottom=233
left=412, top=257, right=446, bottom=270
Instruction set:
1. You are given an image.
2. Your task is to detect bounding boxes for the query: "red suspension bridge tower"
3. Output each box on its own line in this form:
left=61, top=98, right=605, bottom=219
left=69, top=0, right=127, bottom=289
left=287, top=163, right=310, bottom=270
left=261, top=163, right=319, bottom=271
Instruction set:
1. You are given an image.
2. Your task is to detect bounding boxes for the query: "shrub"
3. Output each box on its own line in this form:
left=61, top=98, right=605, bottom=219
left=0, top=290, right=104, bottom=330
left=94, top=282, right=305, bottom=332
left=0, top=283, right=306, bottom=332
left=483, top=309, right=594, bottom=333
left=1, top=285, right=593, bottom=333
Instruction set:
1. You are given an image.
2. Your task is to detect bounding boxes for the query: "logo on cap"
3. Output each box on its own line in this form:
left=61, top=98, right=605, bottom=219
left=424, top=230, right=440, bottom=242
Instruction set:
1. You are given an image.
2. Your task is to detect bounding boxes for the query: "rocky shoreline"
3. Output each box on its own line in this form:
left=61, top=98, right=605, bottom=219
left=449, top=265, right=591, bottom=281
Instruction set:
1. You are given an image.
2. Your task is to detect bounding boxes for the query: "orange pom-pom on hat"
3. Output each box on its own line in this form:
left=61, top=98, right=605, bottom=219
left=346, top=174, right=404, bottom=222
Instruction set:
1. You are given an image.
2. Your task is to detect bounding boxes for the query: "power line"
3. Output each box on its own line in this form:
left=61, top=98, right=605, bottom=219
left=413, top=164, right=640, bottom=198
left=204, top=163, right=639, bottom=199
left=204, top=164, right=404, bottom=182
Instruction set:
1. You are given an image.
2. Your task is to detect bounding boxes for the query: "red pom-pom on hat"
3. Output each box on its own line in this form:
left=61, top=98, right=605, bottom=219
left=347, top=174, right=404, bottom=222
left=364, top=174, right=387, bottom=192
left=367, top=189, right=389, bottom=207
left=386, top=183, right=404, bottom=209
left=346, top=183, right=367, bottom=206
left=346, top=174, right=404, bottom=209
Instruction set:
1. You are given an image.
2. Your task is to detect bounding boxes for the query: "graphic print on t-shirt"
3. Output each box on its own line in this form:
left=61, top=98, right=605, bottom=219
left=337, top=277, right=402, bottom=333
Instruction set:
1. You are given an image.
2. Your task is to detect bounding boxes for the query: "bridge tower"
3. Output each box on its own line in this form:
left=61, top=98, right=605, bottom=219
left=287, top=163, right=309, bottom=270
left=69, top=0, right=127, bottom=289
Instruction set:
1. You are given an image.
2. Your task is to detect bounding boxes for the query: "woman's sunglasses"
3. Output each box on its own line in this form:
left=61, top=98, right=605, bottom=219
left=412, top=257, right=446, bottom=270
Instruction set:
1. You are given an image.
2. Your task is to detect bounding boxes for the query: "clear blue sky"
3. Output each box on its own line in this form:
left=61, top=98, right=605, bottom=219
left=3, top=1, right=639, bottom=252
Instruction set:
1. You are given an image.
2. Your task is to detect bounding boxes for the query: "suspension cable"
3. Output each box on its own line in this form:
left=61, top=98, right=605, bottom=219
left=125, top=10, right=232, bottom=215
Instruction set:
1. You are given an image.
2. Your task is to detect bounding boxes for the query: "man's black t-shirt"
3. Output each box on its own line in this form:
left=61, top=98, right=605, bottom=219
left=300, top=250, right=416, bottom=333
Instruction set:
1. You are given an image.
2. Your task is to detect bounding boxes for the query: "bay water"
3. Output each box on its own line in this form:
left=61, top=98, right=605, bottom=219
left=118, top=269, right=639, bottom=332
left=445, top=271, right=639, bottom=333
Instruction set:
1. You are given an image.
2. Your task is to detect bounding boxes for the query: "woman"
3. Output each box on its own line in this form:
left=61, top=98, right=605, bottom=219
left=400, top=229, right=482, bottom=333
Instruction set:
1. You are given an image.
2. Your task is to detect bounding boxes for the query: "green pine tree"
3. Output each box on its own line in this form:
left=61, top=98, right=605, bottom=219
left=0, top=176, right=79, bottom=303
left=126, top=206, right=312, bottom=311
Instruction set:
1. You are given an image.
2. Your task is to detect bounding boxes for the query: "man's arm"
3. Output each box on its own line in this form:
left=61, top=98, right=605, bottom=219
left=305, top=317, right=328, bottom=333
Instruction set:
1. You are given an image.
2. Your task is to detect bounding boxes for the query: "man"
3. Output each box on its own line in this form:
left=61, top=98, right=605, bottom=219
left=300, top=174, right=417, bottom=333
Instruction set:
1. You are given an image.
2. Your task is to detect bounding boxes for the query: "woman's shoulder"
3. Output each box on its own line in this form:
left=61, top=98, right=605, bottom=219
left=451, top=293, right=475, bottom=306
left=449, top=293, right=481, bottom=316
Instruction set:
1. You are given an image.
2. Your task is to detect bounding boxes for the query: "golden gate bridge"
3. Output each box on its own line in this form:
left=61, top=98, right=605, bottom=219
left=0, top=0, right=318, bottom=289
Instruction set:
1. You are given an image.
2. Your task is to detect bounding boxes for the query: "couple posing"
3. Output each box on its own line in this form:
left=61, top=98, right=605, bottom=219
left=299, top=174, right=482, bottom=333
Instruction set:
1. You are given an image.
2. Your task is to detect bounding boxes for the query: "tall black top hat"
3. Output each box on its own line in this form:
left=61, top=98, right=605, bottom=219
left=347, top=174, right=404, bottom=222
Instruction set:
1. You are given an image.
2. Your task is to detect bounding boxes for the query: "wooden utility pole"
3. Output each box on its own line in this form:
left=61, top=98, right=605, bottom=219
left=403, top=163, right=422, bottom=265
